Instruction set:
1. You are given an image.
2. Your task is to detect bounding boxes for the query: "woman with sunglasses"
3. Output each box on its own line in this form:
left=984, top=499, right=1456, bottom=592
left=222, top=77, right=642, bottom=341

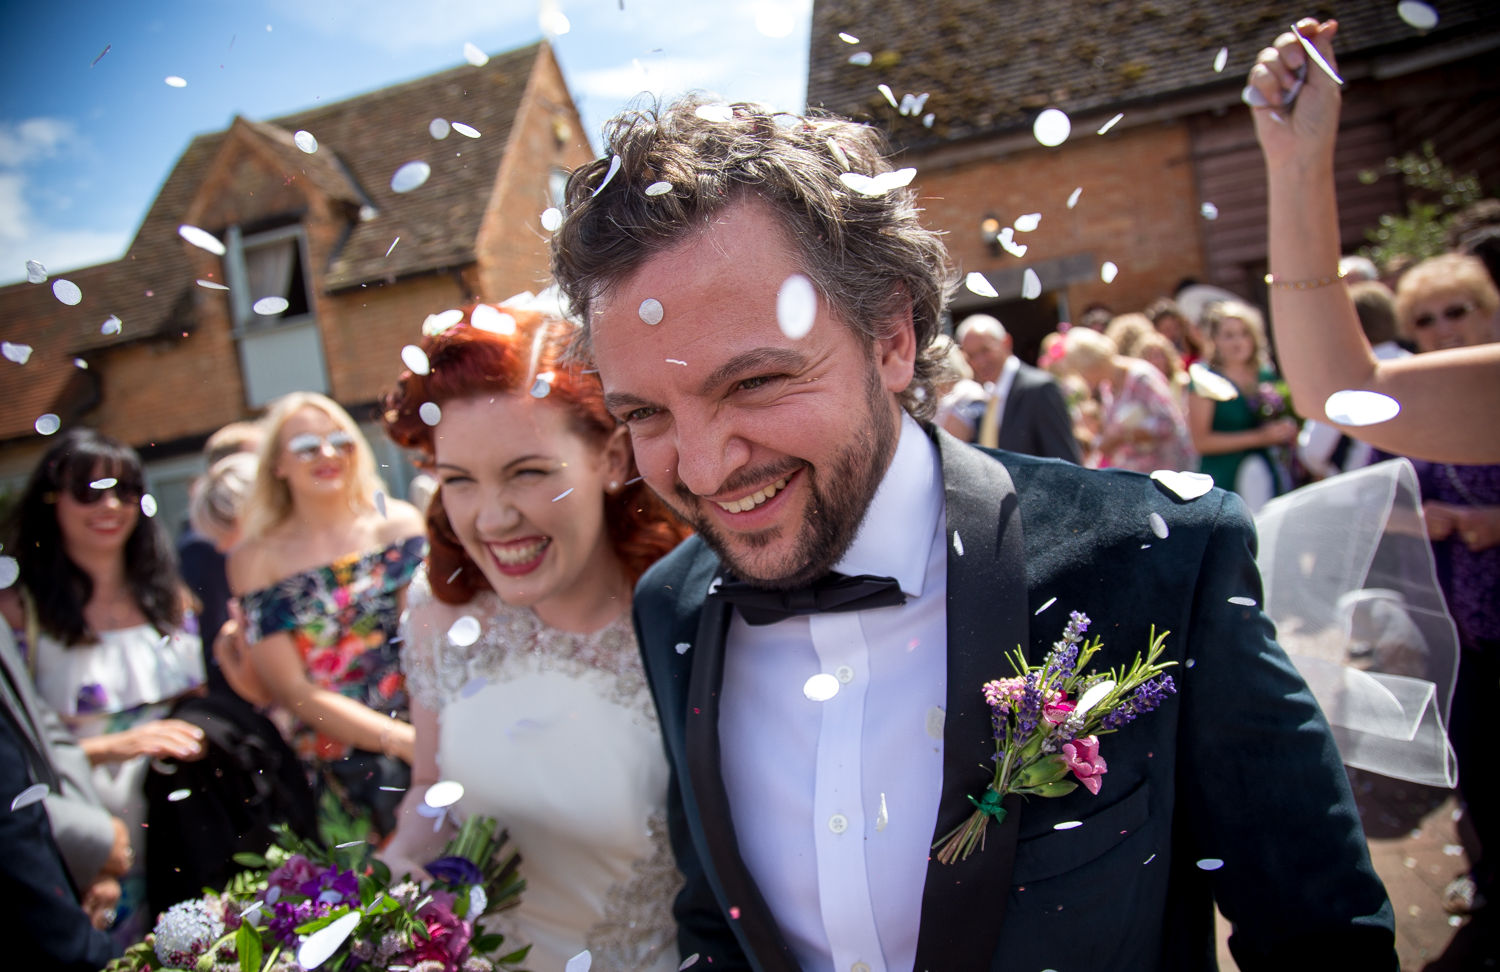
left=378, top=305, right=690, bottom=970
left=224, top=391, right=425, bottom=840
left=1395, top=253, right=1500, bottom=356
left=0, top=428, right=206, bottom=944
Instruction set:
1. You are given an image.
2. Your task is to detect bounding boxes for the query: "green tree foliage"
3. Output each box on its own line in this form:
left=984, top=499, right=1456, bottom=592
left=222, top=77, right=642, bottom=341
left=1358, top=143, right=1485, bottom=269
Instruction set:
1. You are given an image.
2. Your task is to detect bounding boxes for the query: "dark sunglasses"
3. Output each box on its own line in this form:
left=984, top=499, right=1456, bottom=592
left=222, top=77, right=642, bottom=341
left=62, top=476, right=145, bottom=506
left=1412, top=302, right=1474, bottom=329
left=286, top=430, right=356, bottom=461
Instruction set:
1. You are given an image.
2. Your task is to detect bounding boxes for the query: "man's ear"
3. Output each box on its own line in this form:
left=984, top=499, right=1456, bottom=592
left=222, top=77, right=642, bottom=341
left=601, top=424, right=632, bottom=487
left=874, top=290, right=918, bottom=395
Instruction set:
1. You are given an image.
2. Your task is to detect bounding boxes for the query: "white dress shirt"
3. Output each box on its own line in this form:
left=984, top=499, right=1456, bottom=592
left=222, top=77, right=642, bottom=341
left=719, top=412, right=948, bottom=972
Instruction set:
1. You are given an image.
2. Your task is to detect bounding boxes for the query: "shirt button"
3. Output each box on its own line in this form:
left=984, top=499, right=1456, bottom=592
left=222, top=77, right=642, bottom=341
left=852, top=964, right=871, bottom=972
left=828, top=813, right=848, bottom=834
left=835, top=665, right=854, bottom=684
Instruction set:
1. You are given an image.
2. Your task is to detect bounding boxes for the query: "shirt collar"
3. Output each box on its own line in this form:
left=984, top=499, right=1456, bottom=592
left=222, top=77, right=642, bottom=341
left=834, top=411, right=943, bottom=598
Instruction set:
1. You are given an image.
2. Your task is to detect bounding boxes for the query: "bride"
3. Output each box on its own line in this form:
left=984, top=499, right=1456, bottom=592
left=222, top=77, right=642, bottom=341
left=380, top=303, right=690, bottom=970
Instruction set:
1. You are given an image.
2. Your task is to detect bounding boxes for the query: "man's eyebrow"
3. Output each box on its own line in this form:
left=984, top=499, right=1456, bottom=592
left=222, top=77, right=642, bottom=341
left=603, top=390, right=654, bottom=415
left=698, top=347, right=808, bottom=395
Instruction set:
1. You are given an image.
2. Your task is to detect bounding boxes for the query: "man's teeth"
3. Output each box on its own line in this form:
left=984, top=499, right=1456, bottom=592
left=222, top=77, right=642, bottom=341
left=491, top=538, right=549, bottom=564
left=717, top=476, right=790, bottom=514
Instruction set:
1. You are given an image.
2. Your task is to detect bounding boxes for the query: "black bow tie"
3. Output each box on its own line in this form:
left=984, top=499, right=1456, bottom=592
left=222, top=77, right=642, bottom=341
left=710, top=572, right=906, bottom=626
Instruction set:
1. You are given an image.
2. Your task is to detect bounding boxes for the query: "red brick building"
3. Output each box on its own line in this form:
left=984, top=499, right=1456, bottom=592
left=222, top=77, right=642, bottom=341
left=807, top=0, right=1500, bottom=363
left=0, top=41, right=593, bottom=526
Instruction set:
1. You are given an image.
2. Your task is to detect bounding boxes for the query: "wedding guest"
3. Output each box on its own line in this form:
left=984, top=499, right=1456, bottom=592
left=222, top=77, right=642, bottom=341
left=1054, top=327, right=1195, bottom=474
left=1103, top=312, right=1153, bottom=359
left=1187, top=300, right=1299, bottom=511
left=0, top=429, right=206, bottom=944
left=1134, top=330, right=1193, bottom=417
left=933, top=333, right=986, bottom=440
left=550, top=93, right=1394, bottom=970
left=379, top=305, right=691, bottom=969
left=1249, top=17, right=1500, bottom=464
left=226, top=392, right=424, bottom=839
left=952, top=314, right=1081, bottom=461
left=1393, top=253, right=1499, bottom=355
left=1145, top=297, right=1204, bottom=366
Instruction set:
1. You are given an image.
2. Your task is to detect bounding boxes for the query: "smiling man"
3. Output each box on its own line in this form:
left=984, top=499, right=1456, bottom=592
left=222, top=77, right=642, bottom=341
left=550, top=97, right=1396, bottom=972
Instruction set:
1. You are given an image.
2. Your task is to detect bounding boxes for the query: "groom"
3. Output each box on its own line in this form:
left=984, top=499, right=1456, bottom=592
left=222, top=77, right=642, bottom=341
left=551, top=99, right=1396, bottom=971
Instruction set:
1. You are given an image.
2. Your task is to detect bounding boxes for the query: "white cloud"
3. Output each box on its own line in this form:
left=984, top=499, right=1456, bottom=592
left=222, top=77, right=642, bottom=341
left=0, top=173, right=127, bottom=286
left=0, top=118, right=80, bottom=167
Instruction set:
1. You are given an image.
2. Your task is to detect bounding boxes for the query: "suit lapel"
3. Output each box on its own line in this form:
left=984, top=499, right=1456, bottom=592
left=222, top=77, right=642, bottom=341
left=684, top=576, right=801, bottom=972
left=914, top=429, right=1029, bottom=970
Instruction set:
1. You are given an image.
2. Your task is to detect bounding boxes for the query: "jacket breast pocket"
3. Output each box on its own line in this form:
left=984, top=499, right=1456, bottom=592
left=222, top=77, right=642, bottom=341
left=1011, top=779, right=1153, bottom=884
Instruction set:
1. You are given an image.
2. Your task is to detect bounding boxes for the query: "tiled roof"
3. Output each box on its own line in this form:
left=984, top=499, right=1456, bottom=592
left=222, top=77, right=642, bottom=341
left=807, top=0, right=1500, bottom=149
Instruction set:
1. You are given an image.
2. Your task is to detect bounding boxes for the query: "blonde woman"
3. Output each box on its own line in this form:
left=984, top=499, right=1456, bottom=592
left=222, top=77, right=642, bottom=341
left=225, top=392, right=424, bottom=838
left=1055, top=327, right=1195, bottom=473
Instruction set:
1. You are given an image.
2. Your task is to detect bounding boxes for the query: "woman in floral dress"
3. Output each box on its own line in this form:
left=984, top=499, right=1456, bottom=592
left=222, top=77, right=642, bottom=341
left=1, top=429, right=206, bottom=945
left=378, top=305, right=691, bottom=970
left=224, top=391, right=425, bottom=839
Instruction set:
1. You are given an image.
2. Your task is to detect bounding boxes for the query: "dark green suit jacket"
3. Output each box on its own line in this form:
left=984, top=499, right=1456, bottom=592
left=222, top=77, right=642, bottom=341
left=634, top=427, right=1396, bottom=971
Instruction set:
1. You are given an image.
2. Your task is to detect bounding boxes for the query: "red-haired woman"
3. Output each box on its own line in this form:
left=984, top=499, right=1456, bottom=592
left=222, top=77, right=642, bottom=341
left=379, top=303, right=690, bottom=970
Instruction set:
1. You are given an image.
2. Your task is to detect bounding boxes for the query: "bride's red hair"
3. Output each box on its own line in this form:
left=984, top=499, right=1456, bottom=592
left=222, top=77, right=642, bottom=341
left=382, top=304, right=688, bottom=605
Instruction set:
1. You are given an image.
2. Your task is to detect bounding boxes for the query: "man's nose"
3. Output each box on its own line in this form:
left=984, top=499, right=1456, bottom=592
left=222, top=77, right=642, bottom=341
left=673, top=413, right=750, bottom=497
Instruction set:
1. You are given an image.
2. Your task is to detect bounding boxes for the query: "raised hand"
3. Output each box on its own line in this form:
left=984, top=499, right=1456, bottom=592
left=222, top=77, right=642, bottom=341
left=1247, top=18, right=1341, bottom=170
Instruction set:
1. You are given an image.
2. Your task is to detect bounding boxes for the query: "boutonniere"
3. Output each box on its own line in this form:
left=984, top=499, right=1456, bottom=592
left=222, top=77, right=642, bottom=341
left=934, top=611, right=1177, bottom=864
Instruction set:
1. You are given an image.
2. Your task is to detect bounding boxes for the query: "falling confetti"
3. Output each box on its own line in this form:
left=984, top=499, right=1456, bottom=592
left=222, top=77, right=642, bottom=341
left=178, top=224, right=227, bottom=255
left=422, top=308, right=465, bottom=335
left=2, top=342, right=31, bottom=365
left=552, top=488, right=574, bottom=502
left=1101, top=261, right=1119, bottom=284
left=1067, top=187, right=1083, bottom=209
left=1214, top=47, right=1229, bottom=72
left=196, top=279, right=229, bottom=290
left=425, top=780, right=465, bottom=808
left=1035, top=597, right=1057, bottom=615
left=91, top=44, right=111, bottom=67
left=1149, top=512, right=1169, bottom=539
left=839, top=168, right=917, bottom=196
left=253, top=296, right=289, bottom=316
left=1021, top=268, right=1042, bottom=300
left=293, top=130, right=318, bottom=153
left=165, top=76, right=187, bottom=88
left=10, top=782, right=48, bottom=811
left=531, top=372, right=554, bottom=398
left=1200, top=202, right=1220, bottom=220
left=695, top=104, right=733, bottom=123
left=140, top=494, right=158, bottom=518
left=470, top=305, right=516, bottom=334
left=645, top=181, right=673, bottom=196
left=453, top=122, right=481, bottom=138
left=776, top=274, right=818, bottom=339
left=334, top=840, right=365, bottom=849
left=1033, top=108, right=1071, bottom=147
left=90, top=477, right=117, bottom=491
left=463, top=42, right=489, bottom=66
left=1291, top=23, right=1344, bottom=86
left=167, top=788, right=192, bottom=802
left=1196, top=858, right=1225, bottom=871
left=803, top=673, right=841, bottom=702
left=564, top=952, right=593, bottom=972
left=1150, top=469, right=1215, bottom=501
left=374, top=491, right=387, bottom=518
left=53, top=279, right=83, bottom=305
left=385, top=237, right=400, bottom=257
left=0, top=556, right=18, bottom=590
left=1097, top=113, right=1124, bottom=135
left=298, top=911, right=363, bottom=969
left=1397, top=0, right=1439, bottom=30
left=448, top=616, right=482, bottom=647
left=1187, top=362, right=1239, bottom=401
left=952, top=531, right=965, bottom=556
left=877, top=83, right=898, bottom=108
left=638, top=297, right=664, bottom=325
left=541, top=207, right=563, bottom=231
left=1323, top=389, right=1400, bottom=427
left=430, top=118, right=452, bottom=139
left=1054, top=820, right=1083, bottom=830
left=391, top=161, right=432, bottom=194
left=401, top=345, right=431, bottom=375
left=539, top=2, right=571, bottom=35
left=922, top=112, right=935, bottom=128
left=1013, top=213, right=1041, bottom=233
left=964, top=272, right=998, bottom=298
left=592, top=155, right=623, bottom=197
left=34, top=413, right=61, bottom=436
left=73, top=358, right=87, bottom=368
left=838, top=31, right=859, bottom=43
left=1227, top=596, right=1258, bottom=607
left=419, top=402, right=442, bottom=426
left=675, top=642, right=691, bottom=655
left=25, top=260, right=46, bottom=283
left=848, top=51, right=873, bottom=66
left=680, top=955, right=701, bottom=970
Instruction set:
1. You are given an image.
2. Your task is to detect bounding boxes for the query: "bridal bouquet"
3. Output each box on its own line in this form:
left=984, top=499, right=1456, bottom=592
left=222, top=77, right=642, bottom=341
left=934, top=611, right=1177, bottom=864
left=106, top=816, right=528, bottom=972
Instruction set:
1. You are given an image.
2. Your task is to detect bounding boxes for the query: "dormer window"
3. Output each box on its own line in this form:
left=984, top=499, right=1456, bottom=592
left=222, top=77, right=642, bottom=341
left=225, top=224, right=313, bottom=330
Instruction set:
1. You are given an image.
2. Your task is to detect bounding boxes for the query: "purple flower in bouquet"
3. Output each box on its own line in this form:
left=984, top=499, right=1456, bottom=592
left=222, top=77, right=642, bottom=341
left=1255, top=381, right=1289, bottom=421
left=425, top=855, right=484, bottom=887
left=266, top=853, right=320, bottom=894
left=75, top=683, right=108, bottom=714
left=268, top=897, right=335, bottom=947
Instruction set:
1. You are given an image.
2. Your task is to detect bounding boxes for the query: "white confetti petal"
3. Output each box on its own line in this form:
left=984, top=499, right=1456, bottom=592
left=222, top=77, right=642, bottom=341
left=429, top=118, right=452, bottom=139
left=140, top=494, right=158, bottom=518
left=25, top=259, right=47, bottom=283
left=1214, top=47, right=1229, bottom=72
left=1397, top=0, right=1439, bottom=30
left=803, top=673, right=841, bottom=702
left=165, top=75, right=187, bottom=88
left=73, top=357, right=88, bottom=369
left=838, top=32, right=860, bottom=44
left=922, top=112, right=935, bottom=128
left=293, top=130, right=318, bottom=153
left=463, top=42, right=489, bottom=66
left=675, top=642, right=691, bottom=655
left=1097, top=112, right=1124, bottom=135
left=1101, top=261, right=1119, bottom=284
left=680, top=954, right=701, bottom=970
left=196, top=279, right=229, bottom=290
left=425, top=780, right=465, bottom=808
left=419, top=402, right=442, bottom=426
left=391, top=161, right=432, bottom=194
left=0, top=556, right=18, bottom=590
left=297, top=910, right=363, bottom=969
left=540, top=6, right=572, bottom=35
left=53, top=279, right=82, bottom=305
left=694, top=104, right=733, bottom=123
left=253, top=296, right=289, bottom=316
left=1033, top=108, right=1071, bottom=147
left=878, top=83, right=898, bottom=108
left=1067, top=186, right=1083, bottom=209
left=531, top=373, right=553, bottom=398
left=1228, top=596, right=1258, bottom=607
left=335, top=840, right=365, bottom=849
left=2, top=342, right=32, bottom=365
left=638, top=297, right=664, bottom=326
left=552, top=488, right=574, bottom=502
left=839, top=167, right=917, bottom=197
left=591, top=155, right=623, bottom=197
left=10, top=782, right=48, bottom=811
left=401, top=345, right=430, bottom=375
left=964, top=271, right=998, bottom=298
left=167, top=788, right=192, bottom=802
left=99, top=314, right=122, bottom=335
left=1075, top=679, right=1116, bottom=717
left=952, top=531, right=965, bottom=555
left=1034, top=596, right=1057, bottom=615
left=541, top=207, right=563, bottom=231
left=178, top=224, right=226, bottom=255
left=469, top=305, right=515, bottom=334
left=776, top=273, right=818, bottom=339
left=1200, top=201, right=1219, bottom=220
left=452, top=122, right=481, bottom=138
left=848, top=51, right=873, bottom=66
left=448, top=616, right=482, bottom=647
left=1196, top=858, right=1225, bottom=871
left=1149, top=512, right=1169, bottom=539
left=34, top=413, right=60, bottom=436
left=1021, top=267, right=1042, bottom=300
left=90, top=477, right=117, bottom=490
left=1323, top=389, right=1400, bottom=427
left=1150, top=469, right=1215, bottom=501
left=645, top=181, right=673, bottom=196
left=1054, top=820, right=1083, bottom=830
left=1013, top=212, right=1041, bottom=233
left=385, top=237, right=400, bottom=257
left=1187, top=362, right=1239, bottom=402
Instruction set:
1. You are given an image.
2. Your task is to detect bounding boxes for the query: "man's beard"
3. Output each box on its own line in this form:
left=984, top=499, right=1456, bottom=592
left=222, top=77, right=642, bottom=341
left=667, top=367, right=899, bottom=590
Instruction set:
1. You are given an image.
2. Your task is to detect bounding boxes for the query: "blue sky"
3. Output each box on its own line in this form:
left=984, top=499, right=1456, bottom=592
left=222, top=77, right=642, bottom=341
left=0, top=0, right=814, bottom=286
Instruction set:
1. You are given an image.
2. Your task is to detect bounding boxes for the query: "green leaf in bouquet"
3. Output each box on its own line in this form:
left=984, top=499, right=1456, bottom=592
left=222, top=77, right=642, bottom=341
left=497, top=944, right=533, bottom=964
left=367, top=857, right=391, bottom=886
left=1016, top=780, right=1079, bottom=798
left=1014, top=754, right=1070, bottom=787
left=236, top=920, right=262, bottom=972
left=232, top=852, right=267, bottom=869
left=295, top=906, right=350, bottom=935
left=471, top=933, right=507, bottom=952
left=365, top=893, right=401, bottom=915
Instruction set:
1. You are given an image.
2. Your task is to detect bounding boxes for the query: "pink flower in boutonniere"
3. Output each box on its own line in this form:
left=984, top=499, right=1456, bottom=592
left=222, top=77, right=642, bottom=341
left=1062, top=735, right=1108, bottom=794
left=1043, top=699, right=1076, bottom=725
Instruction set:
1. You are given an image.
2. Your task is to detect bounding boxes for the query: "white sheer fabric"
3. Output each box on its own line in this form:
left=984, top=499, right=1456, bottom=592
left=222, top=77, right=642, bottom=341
left=397, top=567, right=681, bottom=972
left=1255, top=459, right=1459, bottom=787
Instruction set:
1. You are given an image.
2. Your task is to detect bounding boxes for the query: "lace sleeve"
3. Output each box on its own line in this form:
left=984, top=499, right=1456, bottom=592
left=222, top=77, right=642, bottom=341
left=400, top=564, right=465, bottom=712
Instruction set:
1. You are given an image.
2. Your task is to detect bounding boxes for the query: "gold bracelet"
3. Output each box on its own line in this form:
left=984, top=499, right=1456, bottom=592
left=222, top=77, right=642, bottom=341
left=1264, top=267, right=1348, bottom=290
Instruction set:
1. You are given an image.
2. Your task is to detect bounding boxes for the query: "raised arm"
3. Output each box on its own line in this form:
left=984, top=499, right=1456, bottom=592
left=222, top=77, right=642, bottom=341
left=1249, top=18, right=1500, bottom=463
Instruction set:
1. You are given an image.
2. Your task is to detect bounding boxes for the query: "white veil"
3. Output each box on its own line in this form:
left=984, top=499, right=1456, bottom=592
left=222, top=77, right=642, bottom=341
left=1254, top=459, right=1459, bottom=787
